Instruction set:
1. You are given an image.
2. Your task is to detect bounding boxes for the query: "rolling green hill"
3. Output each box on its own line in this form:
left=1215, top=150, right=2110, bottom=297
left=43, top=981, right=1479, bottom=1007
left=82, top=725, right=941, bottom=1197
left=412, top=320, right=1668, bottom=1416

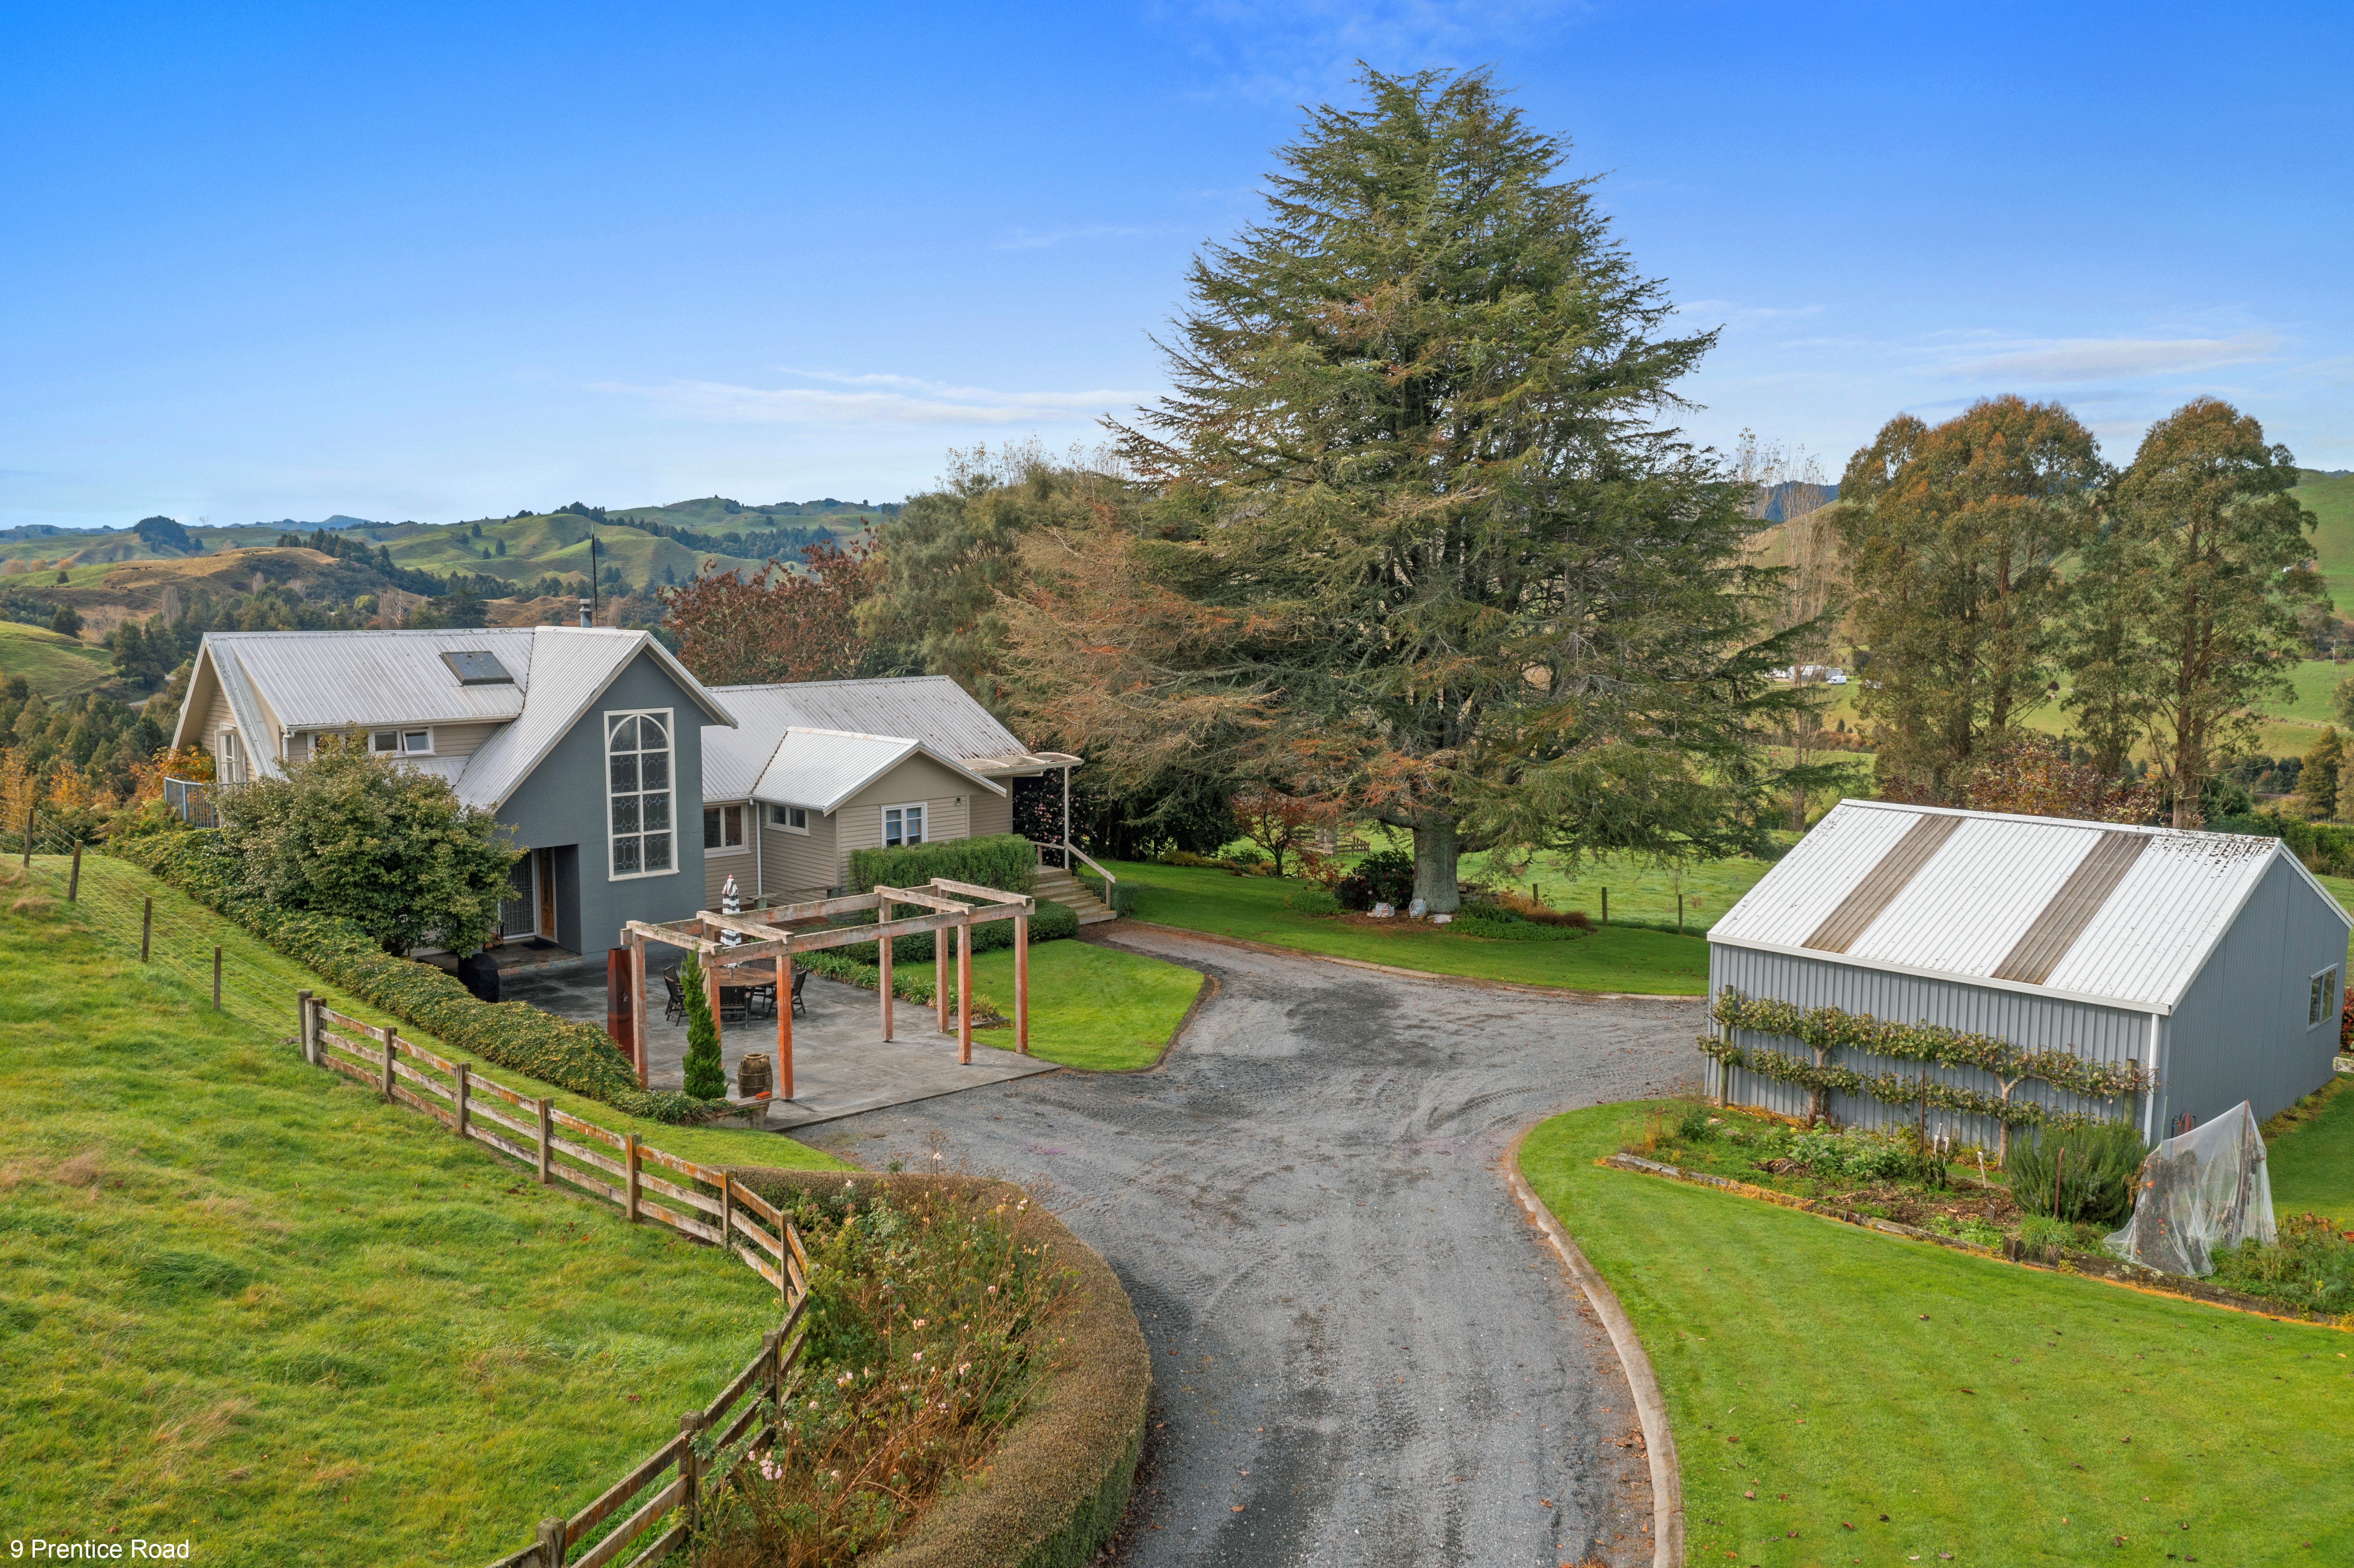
left=0, top=619, right=115, bottom=699
left=2297, top=469, right=2354, bottom=608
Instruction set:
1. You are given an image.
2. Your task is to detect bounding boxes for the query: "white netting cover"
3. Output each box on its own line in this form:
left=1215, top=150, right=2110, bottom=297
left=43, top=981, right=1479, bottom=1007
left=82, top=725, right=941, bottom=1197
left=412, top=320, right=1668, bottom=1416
left=2104, top=1101, right=2274, bottom=1277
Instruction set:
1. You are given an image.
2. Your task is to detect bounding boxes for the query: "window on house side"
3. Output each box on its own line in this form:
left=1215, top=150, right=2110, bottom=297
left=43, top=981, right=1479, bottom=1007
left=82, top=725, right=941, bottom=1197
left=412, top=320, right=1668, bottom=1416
left=2311, top=966, right=2339, bottom=1028
left=219, top=729, right=244, bottom=784
left=607, top=711, right=674, bottom=879
left=704, top=804, right=744, bottom=849
left=371, top=731, right=400, bottom=754
left=769, top=804, right=808, bottom=832
left=882, top=803, right=925, bottom=847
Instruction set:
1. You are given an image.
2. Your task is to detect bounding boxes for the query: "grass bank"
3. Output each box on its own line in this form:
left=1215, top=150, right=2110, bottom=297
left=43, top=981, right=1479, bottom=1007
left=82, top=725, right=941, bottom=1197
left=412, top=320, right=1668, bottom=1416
left=2268, top=1075, right=2354, bottom=1221
left=0, top=887, right=793, bottom=1562
left=967, top=940, right=1204, bottom=1071
left=1105, top=858, right=1710, bottom=993
left=1521, top=1102, right=2354, bottom=1567
left=0, top=616, right=114, bottom=699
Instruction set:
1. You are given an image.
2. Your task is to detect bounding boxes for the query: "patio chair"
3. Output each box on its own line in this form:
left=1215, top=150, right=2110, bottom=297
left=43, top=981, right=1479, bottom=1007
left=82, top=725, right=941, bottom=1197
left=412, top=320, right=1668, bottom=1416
left=791, top=966, right=810, bottom=1017
left=662, top=967, right=685, bottom=1024
left=716, top=984, right=750, bottom=1024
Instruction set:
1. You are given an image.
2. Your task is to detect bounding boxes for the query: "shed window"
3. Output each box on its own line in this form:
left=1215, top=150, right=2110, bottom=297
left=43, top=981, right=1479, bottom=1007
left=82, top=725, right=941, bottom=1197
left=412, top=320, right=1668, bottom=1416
left=883, top=803, right=925, bottom=847
left=606, top=710, right=674, bottom=879
left=2310, top=966, right=2339, bottom=1029
left=769, top=804, right=809, bottom=833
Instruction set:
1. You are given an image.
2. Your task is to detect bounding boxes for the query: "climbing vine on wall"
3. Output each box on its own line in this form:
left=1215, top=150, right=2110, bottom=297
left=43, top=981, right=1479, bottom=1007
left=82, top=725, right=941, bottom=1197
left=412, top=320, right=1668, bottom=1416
left=1703, top=989, right=2147, bottom=1129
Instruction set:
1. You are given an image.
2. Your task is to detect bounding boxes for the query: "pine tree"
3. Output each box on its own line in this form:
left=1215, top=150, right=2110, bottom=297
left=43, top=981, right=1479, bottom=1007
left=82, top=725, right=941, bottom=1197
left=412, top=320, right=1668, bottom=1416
left=2301, top=729, right=2343, bottom=822
left=679, top=952, right=726, bottom=1098
left=1029, top=67, right=1809, bottom=909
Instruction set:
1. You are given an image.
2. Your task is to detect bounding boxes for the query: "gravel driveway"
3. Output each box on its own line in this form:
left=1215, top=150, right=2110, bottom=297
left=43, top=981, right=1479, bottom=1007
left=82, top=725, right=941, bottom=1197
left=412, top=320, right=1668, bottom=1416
left=796, top=927, right=1703, bottom=1568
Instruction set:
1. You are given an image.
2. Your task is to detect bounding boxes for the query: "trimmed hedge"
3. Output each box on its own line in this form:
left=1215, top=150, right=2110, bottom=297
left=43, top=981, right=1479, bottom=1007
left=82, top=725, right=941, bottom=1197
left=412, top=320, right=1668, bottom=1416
left=114, top=831, right=723, bottom=1123
left=729, top=1170, right=1150, bottom=1568
left=849, top=834, right=1037, bottom=898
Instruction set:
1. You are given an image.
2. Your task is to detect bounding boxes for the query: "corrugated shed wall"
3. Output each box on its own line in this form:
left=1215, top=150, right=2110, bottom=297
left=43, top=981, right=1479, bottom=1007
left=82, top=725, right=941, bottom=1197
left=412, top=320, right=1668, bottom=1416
left=1705, top=944, right=2153, bottom=1146
left=2167, top=856, right=2348, bottom=1127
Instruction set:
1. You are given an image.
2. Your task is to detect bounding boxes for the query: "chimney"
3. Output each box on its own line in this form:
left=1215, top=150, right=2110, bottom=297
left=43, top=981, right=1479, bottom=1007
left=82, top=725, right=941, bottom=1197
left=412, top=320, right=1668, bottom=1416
left=577, top=598, right=593, bottom=628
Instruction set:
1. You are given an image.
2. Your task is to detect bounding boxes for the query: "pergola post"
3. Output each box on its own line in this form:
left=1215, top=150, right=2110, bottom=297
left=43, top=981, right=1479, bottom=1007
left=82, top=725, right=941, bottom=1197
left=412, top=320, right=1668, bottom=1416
left=935, top=915, right=950, bottom=1036
left=629, top=930, right=649, bottom=1089
left=878, top=888, right=894, bottom=1041
left=705, top=932, right=725, bottom=1042
left=776, top=949, right=793, bottom=1100
left=1014, top=913, right=1029, bottom=1056
left=956, top=913, right=972, bottom=1066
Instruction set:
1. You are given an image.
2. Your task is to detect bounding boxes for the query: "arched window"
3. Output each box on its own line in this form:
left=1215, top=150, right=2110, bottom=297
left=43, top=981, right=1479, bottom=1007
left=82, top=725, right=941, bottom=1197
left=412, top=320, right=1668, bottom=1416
left=607, top=710, right=673, bottom=878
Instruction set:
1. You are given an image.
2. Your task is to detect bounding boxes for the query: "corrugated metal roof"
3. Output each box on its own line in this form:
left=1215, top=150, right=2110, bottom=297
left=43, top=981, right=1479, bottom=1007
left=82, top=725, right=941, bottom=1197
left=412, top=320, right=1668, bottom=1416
left=206, top=629, right=540, bottom=726
left=1709, top=799, right=2349, bottom=1011
left=749, top=727, right=1006, bottom=815
left=455, top=627, right=735, bottom=810
left=709, top=676, right=1030, bottom=769
left=212, top=646, right=287, bottom=781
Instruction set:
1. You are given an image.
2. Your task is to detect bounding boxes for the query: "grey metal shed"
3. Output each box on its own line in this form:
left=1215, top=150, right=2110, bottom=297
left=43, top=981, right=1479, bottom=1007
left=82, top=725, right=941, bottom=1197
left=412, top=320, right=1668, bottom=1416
left=1705, top=800, right=2352, bottom=1144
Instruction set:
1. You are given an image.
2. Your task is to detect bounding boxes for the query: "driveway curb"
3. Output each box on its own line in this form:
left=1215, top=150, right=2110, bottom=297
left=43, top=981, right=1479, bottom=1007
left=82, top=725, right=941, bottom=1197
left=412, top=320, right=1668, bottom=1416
left=1504, top=1124, right=1684, bottom=1568
left=1118, top=920, right=1708, bottom=1002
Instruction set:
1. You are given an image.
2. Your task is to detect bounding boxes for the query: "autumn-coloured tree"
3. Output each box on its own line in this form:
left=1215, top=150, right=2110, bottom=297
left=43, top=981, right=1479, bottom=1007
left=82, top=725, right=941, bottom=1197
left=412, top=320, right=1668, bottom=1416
left=1228, top=784, right=1337, bottom=878
left=1956, top=731, right=2161, bottom=824
left=660, top=540, right=891, bottom=687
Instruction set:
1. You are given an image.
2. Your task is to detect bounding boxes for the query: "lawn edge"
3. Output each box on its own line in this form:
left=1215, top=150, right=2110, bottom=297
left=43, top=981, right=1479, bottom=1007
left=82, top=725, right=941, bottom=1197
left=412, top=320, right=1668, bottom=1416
left=1613, top=1149, right=2354, bottom=1334
left=1077, top=930, right=1217, bottom=1074
left=1119, top=919, right=1708, bottom=999
left=1503, top=1122, right=1684, bottom=1568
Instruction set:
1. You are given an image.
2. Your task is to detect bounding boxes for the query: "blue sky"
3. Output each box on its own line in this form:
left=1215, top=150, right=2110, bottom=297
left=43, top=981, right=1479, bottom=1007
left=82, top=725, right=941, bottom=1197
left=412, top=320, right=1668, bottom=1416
left=3, top=1, right=2348, bottom=531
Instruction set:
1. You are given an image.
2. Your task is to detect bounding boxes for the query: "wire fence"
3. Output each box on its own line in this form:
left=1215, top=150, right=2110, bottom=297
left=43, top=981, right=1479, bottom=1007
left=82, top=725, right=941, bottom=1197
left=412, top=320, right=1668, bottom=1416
left=18, top=842, right=302, bottom=1045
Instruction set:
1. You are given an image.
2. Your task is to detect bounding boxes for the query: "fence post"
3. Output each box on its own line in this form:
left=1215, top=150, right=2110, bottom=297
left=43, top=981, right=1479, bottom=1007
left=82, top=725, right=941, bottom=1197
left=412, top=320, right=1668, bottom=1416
left=677, top=1411, right=705, bottom=1531
left=66, top=841, right=81, bottom=902
left=626, top=1133, right=641, bottom=1223
left=720, top=1173, right=733, bottom=1251
left=1601, top=887, right=1608, bottom=925
left=141, top=897, right=153, bottom=964
left=535, top=1515, right=567, bottom=1568
left=212, top=946, right=222, bottom=1010
left=381, top=1024, right=397, bottom=1098
left=18, top=804, right=29, bottom=869
left=536, top=1098, right=552, bottom=1185
left=454, top=1061, right=470, bottom=1139
left=297, top=989, right=315, bottom=1064
left=760, top=1327, right=782, bottom=1426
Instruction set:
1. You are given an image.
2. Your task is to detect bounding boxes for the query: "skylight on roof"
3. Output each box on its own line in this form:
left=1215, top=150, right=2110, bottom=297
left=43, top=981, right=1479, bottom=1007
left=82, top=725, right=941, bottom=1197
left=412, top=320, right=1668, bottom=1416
left=440, top=650, right=514, bottom=686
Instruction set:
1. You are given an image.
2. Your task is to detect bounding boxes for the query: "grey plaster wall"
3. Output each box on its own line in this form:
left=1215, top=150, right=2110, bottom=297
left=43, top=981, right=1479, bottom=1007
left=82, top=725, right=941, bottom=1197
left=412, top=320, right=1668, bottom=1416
left=500, top=650, right=715, bottom=960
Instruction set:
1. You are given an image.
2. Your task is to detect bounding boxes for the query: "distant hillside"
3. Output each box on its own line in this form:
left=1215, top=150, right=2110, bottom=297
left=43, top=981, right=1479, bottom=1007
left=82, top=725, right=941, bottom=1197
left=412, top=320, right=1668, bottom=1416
left=1758, top=479, right=1837, bottom=523
left=2296, top=469, right=2354, bottom=610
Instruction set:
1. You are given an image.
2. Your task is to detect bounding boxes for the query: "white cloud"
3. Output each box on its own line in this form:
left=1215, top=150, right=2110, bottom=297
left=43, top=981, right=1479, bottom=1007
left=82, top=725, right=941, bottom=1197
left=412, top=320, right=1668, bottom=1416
left=591, top=371, right=1158, bottom=428
left=1943, top=333, right=2280, bottom=383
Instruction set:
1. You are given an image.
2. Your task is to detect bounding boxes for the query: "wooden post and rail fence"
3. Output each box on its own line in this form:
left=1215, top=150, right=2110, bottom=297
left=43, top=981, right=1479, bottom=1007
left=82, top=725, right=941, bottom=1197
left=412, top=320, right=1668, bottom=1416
left=296, top=992, right=812, bottom=1568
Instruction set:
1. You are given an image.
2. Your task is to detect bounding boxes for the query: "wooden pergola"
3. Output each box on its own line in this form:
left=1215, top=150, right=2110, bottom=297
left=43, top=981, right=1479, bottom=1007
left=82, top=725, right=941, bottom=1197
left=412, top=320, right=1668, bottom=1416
left=616, top=879, right=1035, bottom=1099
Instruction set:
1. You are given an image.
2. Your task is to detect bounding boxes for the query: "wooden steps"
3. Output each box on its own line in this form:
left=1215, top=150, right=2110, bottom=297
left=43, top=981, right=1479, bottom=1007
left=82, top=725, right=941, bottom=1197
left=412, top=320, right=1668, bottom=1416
left=1034, top=871, right=1118, bottom=926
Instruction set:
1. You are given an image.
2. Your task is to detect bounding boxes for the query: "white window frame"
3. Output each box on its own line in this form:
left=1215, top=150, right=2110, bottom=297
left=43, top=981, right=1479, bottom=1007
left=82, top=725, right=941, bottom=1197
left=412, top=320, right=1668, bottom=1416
left=881, top=801, right=927, bottom=848
left=605, top=707, right=677, bottom=882
left=218, top=728, right=244, bottom=784
left=371, top=728, right=435, bottom=757
left=769, top=803, right=810, bottom=834
left=704, top=803, right=749, bottom=856
left=2310, top=964, right=2339, bottom=1030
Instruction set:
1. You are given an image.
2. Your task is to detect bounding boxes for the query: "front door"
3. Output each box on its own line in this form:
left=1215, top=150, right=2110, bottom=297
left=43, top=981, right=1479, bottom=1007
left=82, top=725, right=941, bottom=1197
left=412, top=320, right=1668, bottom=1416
left=536, top=848, right=557, bottom=938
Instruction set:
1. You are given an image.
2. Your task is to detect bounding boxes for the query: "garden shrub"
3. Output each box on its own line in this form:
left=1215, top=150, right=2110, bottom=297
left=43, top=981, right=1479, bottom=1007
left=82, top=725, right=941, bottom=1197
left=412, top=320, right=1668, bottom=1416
left=1450, top=912, right=1588, bottom=942
left=115, top=831, right=721, bottom=1123
left=2006, top=1120, right=2145, bottom=1224
left=679, top=951, right=725, bottom=1099
left=1785, top=1126, right=1946, bottom=1185
left=1102, top=879, right=1137, bottom=918
left=2208, top=1213, right=2354, bottom=1313
left=1333, top=848, right=1415, bottom=910
left=848, top=834, right=1037, bottom=898
left=213, top=735, right=515, bottom=955
left=716, top=1172, right=1150, bottom=1568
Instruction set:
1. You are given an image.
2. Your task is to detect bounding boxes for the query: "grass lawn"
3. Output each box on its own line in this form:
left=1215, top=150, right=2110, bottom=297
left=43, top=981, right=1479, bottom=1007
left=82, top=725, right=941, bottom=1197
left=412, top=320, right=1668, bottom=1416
left=23, top=852, right=844, bottom=1172
left=0, top=886, right=796, bottom=1562
left=1105, top=858, right=1710, bottom=994
left=1521, top=1102, right=2354, bottom=1567
left=1454, top=848, right=1777, bottom=934
left=0, top=617, right=115, bottom=699
left=2268, top=1077, right=2354, bottom=1222
left=965, top=939, right=1205, bottom=1071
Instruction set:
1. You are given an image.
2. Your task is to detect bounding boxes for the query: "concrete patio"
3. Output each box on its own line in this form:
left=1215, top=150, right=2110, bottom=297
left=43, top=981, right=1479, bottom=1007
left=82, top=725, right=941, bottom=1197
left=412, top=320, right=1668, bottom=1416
left=503, top=960, right=1058, bottom=1130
